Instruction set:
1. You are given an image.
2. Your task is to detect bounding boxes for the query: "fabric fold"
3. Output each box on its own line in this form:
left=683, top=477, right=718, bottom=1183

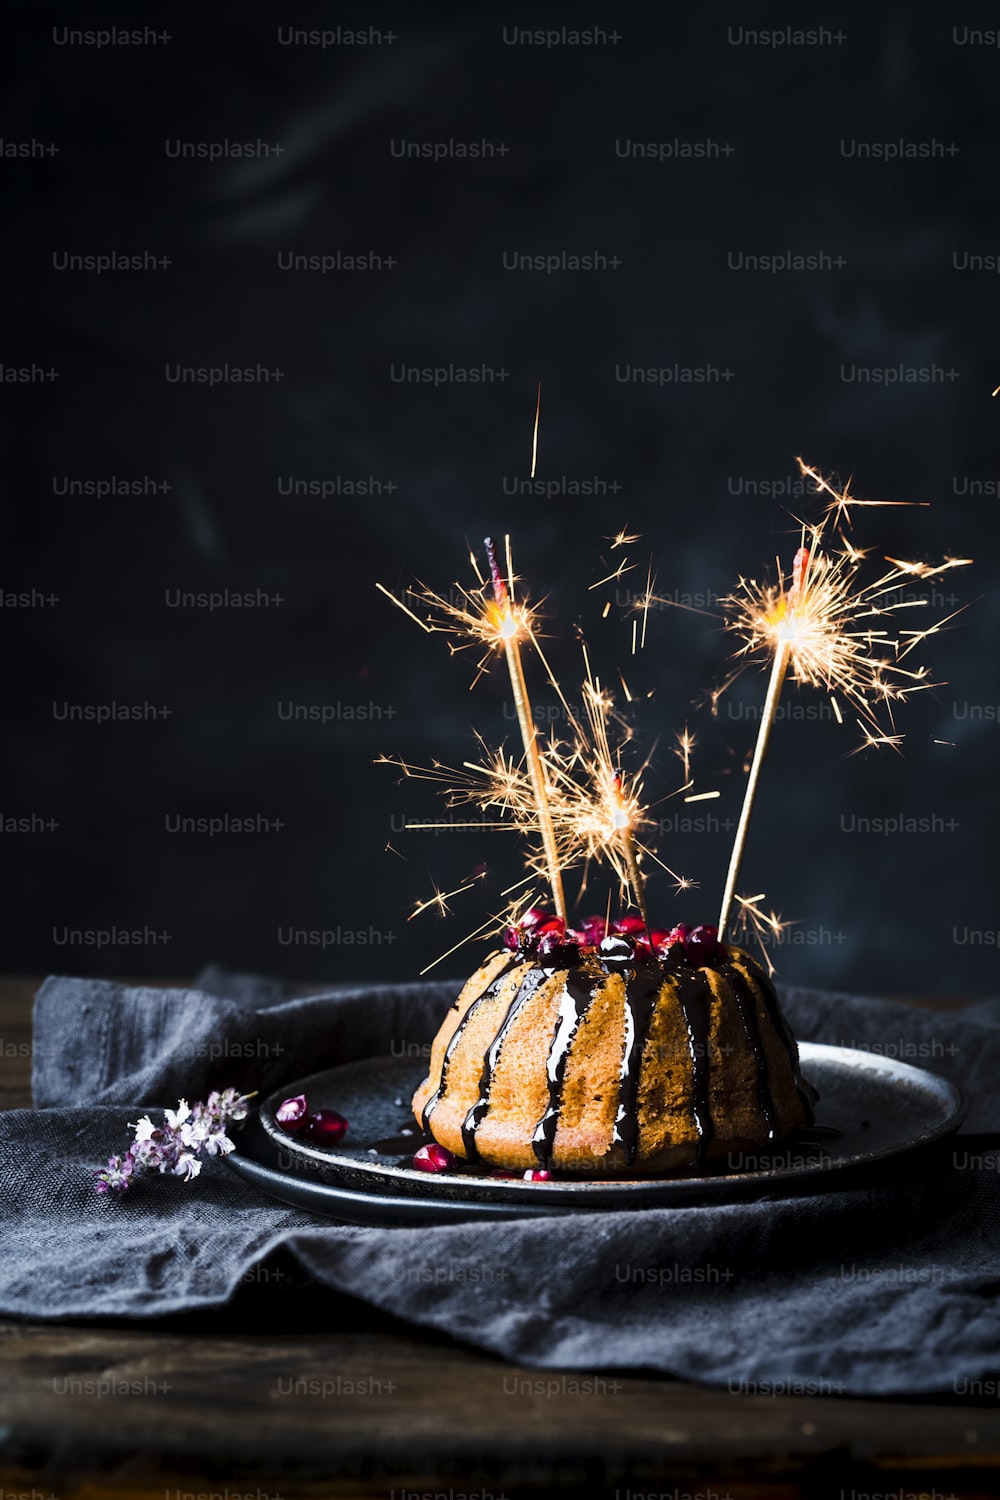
left=3, top=969, right=997, bottom=1394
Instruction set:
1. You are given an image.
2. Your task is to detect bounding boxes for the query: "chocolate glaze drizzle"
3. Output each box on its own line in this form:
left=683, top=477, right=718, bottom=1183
left=420, top=955, right=521, bottom=1133
left=462, top=962, right=555, bottom=1161
left=610, top=960, right=666, bottom=1167
left=670, top=964, right=716, bottom=1163
left=531, top=964, right=600, bottom=1168
left=735, top=954, right=819, bottom=1116
left=723, top=961, right=779, bottom=1141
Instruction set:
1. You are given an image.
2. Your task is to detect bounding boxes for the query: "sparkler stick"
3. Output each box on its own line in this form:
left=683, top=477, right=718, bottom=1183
left=483, top=535, right=567, bottom=922
left=531, top=382, right=541, bottom=477
left=718, top=550, right=806, bottom=939
left=612, top=772, right=652, bottom=938
left=718, top=640, right=789, bottom=940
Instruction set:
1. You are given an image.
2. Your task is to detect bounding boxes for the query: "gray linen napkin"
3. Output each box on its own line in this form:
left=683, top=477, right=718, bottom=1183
left=0, top=968, right=997, bottom=1395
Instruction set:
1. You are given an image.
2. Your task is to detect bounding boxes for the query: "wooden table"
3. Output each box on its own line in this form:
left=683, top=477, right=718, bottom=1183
left=1, top=977, right=998, bottom=1500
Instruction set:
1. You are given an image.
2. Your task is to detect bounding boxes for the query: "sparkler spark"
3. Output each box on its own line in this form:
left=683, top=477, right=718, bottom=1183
left=588, top=558, right=637, bottom=591
left=675, top=725, right=696, bottom=783
left=627, top=567, right=719, bottom=636
left=794, top=456, right=929, bottom=527
left=417, top=894, right=537, bottom=975
left=731, top=894, right=789, bottom=976
left=723, top=519, right=970, bottom=738
left=408, top=869, right=488, bottom=922
left=376, top=557, right=545, bottom=691
left=378, top=642, right=694, bottom=944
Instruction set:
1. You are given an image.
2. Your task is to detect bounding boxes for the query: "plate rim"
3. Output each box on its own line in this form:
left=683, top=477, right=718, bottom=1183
left=237, top=1042, right=968, bottom=1208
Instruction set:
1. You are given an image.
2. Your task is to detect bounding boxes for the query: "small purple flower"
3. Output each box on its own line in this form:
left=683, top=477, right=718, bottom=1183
left=94, top=1083, right=256, bottom=1197
left=164, top=1099, right=191, bottom=1133
left=93, top=1152, right=136, bottom=1196
left=200, top=1126, right=235, bottom=1158
left=130, top=1125, right=171, bottom=1173
left=172, top=1152, right=202, bottom=1181
left=204, top=1088, right=252, bottom=1124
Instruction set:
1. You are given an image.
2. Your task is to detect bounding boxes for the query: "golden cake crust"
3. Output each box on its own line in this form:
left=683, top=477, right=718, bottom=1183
left=413, top=942, right=816, bottom=1175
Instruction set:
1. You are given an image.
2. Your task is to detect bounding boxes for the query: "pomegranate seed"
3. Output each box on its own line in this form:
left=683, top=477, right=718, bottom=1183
left=664, top=923, right=691, bottom=948
left=518, top=907, right=548, bottom=930
left=503, top=926, right=522, bottom=951
left=612, top=915, right=646, bottom=936
left=412, top=1143, right=456, bottom=1173
left=685, top=924, right=723, bottom=966
left=523, top=1168, right=552, bottom=1181
left=535, top=917, right=565, bottom=938
left=306, top=1108, right=349, bottom=1146
left=580, top=915, right=609, bottom=946
left=649, top=929, right=672, bottom=952
left=274, top=1094, right=309, bottom=1133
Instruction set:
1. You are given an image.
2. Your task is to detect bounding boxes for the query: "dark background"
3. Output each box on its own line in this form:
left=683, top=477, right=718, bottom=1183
left=1, top=1, right=995, bottom=996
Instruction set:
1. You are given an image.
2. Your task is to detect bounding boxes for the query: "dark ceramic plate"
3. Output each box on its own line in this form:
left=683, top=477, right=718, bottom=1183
left=226, top=1044, right=967, bottom=1223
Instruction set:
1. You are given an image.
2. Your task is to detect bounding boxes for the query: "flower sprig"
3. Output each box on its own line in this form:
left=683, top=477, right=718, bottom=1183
left=93, top=1087, right=254, bottom=1197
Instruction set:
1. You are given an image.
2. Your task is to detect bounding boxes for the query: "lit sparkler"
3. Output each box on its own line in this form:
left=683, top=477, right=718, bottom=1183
left=716, top=545, right=805, bottom=940
left=483, top=535, right=567, bottom=922
left=568, top=667, right=653, bottom=931
left=716, top=464, right=971, bottom=938
left=377, top=637, right=694, bottom=944
left=374, top=544, right=541, bottom=692
left=377, top=538, right=569, bottom=920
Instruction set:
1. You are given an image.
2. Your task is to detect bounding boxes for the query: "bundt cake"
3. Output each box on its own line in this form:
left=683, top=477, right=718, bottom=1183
left=412, top=910, right=817, bottom=1175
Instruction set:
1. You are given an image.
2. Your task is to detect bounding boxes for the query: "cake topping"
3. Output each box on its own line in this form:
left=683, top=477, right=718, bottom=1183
left=413, top=907, right=815, bottom=1174
left=412, top=1143, right=456, bottom=1173
left=502, top=909, right=729, bottom=970
left=598, top=934, right=635, bottom=964
left=681, top=924, right=725, bottom=966
left=306, top=1108, right=349, bottom=1146
left=275, top=1094, right=350, bottom=1146
left=274, top=1094, right=310, bottom=1133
